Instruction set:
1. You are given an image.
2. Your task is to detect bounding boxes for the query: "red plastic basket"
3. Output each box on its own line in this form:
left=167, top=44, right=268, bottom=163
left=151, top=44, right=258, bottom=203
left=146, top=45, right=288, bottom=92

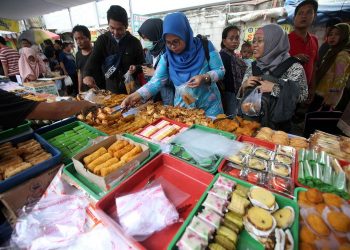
left=96, top=153, right=214, bottom=250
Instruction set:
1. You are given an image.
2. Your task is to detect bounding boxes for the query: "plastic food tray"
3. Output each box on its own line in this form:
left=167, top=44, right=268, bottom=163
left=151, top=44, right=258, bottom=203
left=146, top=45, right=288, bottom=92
left=96, top=154, right=214, bottom=250
left=41, top=121, right=107, bottom=164
left=35, top=116, right=77, bottom=134
left=62, top=134, right=162, bottom=201
left=218, top=135, right=296, bottom=198
left=0, top=120, right=31, bottom=141
left=0, top=133, right=61, bottom=192
left=170, top=124, right=236, bottom=174
left=168, top=173, right=300, bottom=250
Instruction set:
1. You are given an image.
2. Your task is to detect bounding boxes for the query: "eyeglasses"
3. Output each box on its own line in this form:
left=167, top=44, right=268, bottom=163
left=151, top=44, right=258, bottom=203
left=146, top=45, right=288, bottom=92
left=166, top=39, right=181, bottom=48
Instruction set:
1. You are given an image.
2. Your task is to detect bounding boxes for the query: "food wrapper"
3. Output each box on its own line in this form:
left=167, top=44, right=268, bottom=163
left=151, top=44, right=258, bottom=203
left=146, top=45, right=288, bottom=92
left=267, top=174, right=294, bottom=198
left=115, top=184, right=179, bottom=241
left=298, top=161, right=305, bottom=183
left=306, top=149, right=318, bottom=162
left=303, top=161, right=313, bottom=181
left=241, top=87, right=262, bottom=117
left=240, top=167, right=266, bottom=185
left=322, top=164, right=333, bottom=185
left=298, top=149, right=306, bottom=162
left=312, top=163, right=323, bottom=185
left=124, top=72, right=138, bottom=94
left=177, top=84, right=198, bottom=106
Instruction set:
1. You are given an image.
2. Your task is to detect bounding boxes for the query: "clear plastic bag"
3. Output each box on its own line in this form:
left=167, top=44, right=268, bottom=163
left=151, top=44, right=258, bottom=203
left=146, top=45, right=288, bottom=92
left=171, top=129, right=245, bottom=165
left=177, top=84, right=198, bottom=106
left=64, top=75, right=73, bottom=86
left=124, top=72, right=137, bottom=94
left=11, top=194, right=88, bottom=250
left=116, top=184, right=179, bottom=241
left=241, top=87, right=262, bottom=116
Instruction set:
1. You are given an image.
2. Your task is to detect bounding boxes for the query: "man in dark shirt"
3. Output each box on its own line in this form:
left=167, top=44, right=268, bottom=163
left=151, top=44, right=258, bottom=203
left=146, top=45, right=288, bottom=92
left=0, top=89, right=94, bottom=130
left=73, top=25, right=105, bottom=93
left=83, top=5, right=145, bottom=94
left=59, top=43, right=78, bottom=96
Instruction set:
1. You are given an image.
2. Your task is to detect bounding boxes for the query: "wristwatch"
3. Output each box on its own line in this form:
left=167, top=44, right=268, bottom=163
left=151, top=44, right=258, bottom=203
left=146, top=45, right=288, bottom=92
left=203, top=74, right=211, bottom=84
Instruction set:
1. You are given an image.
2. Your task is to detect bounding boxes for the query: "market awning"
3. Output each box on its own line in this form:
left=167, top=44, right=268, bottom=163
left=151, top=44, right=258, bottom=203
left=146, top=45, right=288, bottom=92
left=0, top=0, right=93, bottom=20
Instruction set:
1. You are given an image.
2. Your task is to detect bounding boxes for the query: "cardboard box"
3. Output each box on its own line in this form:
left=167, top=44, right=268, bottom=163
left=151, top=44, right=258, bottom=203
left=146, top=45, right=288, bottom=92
left=23, top=81, right=59, bottom=96
left=72, top=135, right=150, bottom=191
left=0, top=164, right=62, bottom=226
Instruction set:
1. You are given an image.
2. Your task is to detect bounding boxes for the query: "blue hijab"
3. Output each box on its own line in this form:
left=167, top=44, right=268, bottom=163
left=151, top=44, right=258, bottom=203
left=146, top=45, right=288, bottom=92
left=163, top=12, right=205, bottom=86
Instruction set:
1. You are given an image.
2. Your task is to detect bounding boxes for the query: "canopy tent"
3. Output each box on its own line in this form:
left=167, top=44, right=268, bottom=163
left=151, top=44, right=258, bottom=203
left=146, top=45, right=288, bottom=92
left=0, top=0, right=93, bottom=20
left=281, top=0, right=350, bottom=24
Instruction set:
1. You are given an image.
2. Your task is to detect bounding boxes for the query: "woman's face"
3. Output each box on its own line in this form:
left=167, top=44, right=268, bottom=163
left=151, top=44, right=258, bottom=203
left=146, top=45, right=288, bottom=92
left=28, top=55, right=36, bottom=63
left=165, top=34, right=186, bottom=54
left=252, top=29, right=264, bottom=59
left=223, top=29, right=240, bottom=51
left=327, top=28, right=342, bottom=47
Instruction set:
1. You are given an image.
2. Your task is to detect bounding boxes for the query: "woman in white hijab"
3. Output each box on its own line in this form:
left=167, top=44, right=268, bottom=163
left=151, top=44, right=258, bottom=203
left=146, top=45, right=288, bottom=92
left=238, top=24, right=308, bottom=131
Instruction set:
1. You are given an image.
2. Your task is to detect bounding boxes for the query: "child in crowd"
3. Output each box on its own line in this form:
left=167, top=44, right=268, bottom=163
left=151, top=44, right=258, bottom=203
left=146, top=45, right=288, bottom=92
left=240, top=41, right=253, bottom=67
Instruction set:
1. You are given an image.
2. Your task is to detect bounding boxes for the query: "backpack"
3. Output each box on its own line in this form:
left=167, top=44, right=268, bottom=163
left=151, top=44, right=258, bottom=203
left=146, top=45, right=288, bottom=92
left=239, top=57, right=299, bottom=128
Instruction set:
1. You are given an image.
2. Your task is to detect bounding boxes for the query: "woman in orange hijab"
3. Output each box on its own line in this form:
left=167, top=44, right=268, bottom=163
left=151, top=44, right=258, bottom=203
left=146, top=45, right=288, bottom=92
left=18, top=47, right=46, bottom=82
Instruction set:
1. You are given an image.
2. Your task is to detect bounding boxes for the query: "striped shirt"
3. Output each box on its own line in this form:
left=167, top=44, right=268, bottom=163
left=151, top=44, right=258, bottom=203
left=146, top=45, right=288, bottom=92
left=0, top=47, right=20, bottom=76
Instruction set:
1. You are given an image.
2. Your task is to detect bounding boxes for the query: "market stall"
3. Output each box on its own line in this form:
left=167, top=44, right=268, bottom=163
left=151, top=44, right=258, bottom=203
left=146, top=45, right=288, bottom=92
left=0, top=88, right=350, bottom=249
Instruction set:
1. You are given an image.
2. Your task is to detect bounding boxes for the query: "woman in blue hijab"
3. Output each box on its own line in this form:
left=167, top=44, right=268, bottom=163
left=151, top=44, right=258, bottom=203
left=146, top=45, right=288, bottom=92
left=122, top=12, right=225, bottom=116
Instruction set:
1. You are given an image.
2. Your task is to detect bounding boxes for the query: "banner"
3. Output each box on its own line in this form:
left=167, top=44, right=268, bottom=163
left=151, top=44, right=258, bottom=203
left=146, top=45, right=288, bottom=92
left=0, top=18, right=19, bottom=33
left=131, top=14, right=149, bottom=36
left=244, top=24, right=293, bottom=41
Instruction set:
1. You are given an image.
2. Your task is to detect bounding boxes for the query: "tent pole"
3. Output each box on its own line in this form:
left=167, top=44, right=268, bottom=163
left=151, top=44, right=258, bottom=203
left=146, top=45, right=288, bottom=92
left=94, top=1, right=100, bottom=28
left=68, top=8, right=73, bottom=29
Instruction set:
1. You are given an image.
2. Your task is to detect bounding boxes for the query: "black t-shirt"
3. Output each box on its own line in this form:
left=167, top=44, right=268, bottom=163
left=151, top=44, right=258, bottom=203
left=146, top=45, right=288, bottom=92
left=0, top=89, right=39, bottom=129
left=76, top=50, right=105, bottom=90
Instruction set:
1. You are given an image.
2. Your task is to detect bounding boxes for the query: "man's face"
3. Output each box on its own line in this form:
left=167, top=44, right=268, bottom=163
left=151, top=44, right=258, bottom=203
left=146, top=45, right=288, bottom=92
left=74, top=31, right=90, bottom=50
left=108, top=19, right=126, bottom=40
left=294, top=4, right=315, bottom=29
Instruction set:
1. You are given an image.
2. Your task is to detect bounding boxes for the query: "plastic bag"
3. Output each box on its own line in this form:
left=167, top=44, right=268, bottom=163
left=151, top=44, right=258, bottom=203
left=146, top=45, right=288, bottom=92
left=241, top=87, right=262, bottom=116
left=116, top=184, right=179, bottom=241
left=83, top=89, right=106, bottom=104
left=177, top=84, right=198, bottom=106
left=64, top=75, right=73, bottom=86
left=124, top=72, right=138, bottom=94
left=171, top=129, right=245, bottom=165
left=11, top=194, right=88, bottom=250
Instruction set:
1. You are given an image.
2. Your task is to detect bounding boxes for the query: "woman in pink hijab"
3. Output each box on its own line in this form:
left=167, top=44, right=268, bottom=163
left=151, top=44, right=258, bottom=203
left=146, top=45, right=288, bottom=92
left=18, top=47, right=47, bottom=82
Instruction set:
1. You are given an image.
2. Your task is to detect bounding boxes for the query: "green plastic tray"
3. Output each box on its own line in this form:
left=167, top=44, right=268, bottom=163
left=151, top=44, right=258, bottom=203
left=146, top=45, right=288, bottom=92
left=41, top=121, right=107, bottom=164
left=168, top=173, right=300, bottom=250
left=170, top=124, right=236, bottom=174
left=0, top=120, right=31, bottom=141
left=62, top=133, right=162, bottom=201
left=293, top=187, right=308, bottom=202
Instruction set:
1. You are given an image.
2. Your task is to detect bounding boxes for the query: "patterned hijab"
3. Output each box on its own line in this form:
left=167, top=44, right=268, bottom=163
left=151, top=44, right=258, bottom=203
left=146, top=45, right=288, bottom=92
left=256, top=24, right=290, bottom=73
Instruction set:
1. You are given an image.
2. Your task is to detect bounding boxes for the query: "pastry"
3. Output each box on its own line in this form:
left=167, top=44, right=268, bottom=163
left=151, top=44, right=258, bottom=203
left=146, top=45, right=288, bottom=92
left=306, top=214, right=330, bottom=236
left=107, top=140, right=129, bottom=154
left=202, top=194, right=227, bottom=216
left=272, top=206, right=294, bottom=229
left=214, top=235, right=236, bottom=250
left=4, top=162, right=32, bottom=179
left=306, top=188, right=323, bottom=204
left=315, top=203, right=326, bottom=214
left=298, top=191, right=308, bottom=202
left=271, top=162, right=290, bottom=177
left=228, top=153, right=246, bottom=166
left=214, top=175, right=236, bottom=191
left=300, top=225, right=316, bottom=244
left=222, top=218, right=240, bottom=234
left=198, top=208, right=222, bottom=229
left=254, top=147, right=273, bottom=160
left=322, top=193, right=344, bottom=208
left=188, top=216, right=213, bottom=241
left=233, top=184, right=249, bottom=198
left=113, top=144, right=135, bottom=159
left=247, top=206, right=274, bottom=231
left=86, top=153, right=112, bottom=171
left=239, top=143, right=254, bottom=155
left=249, top=187, right=276, bottom=209
left=248, top=157, right=267, bottom=171
left=275, top=154, right=293, bottom=165
left=83, top=147, right=107, bottom=165
left=339, top=244, right=350, bottom=250
left=177, top=228, right=207, bottom=250
left=300, top=242, right=316, bottom=250
left=225, top=212, right=244, bottom=230
left=276, top=145, right=295, bottom=158
left=228, top=193, right=250, bottom=216
left=93, top=158, right=119, bottom=175
left=259, top=127, right=274, bottom=136
left=208, top=243, right=226, bottom=250
left=208, top=186, right=231, bottom=200
left=217, top=226, right=238, bottom=244
left=120, top=145, right=142, bottom=162
left=327, top=211, right=350, bottom=233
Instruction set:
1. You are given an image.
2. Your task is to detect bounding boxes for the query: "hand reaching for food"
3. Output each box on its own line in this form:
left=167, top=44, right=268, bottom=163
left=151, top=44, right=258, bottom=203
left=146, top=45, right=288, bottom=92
left=121, top=92, right=142, bottom=108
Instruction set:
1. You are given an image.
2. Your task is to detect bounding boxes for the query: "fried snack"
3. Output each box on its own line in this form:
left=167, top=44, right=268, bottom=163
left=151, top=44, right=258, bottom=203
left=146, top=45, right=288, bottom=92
left=87, top=153, right=112, bottom=171
left=300, top=242, right=316, bottom=250
left=100, top=161, right=125, bottom=177
left=315, top=203, right=326, bottom=214
left=24, top=150, right=47, bottom=161
left=17, top=139, right=37, bottom=147
left=0, top=156, right=23, bottom=173
left=327, top=211, right=350, bottom=233
left=322, top=193, right=344, bottom=208
left=20, top=143, right=42, bottom=154
left=0, top=142, right=12, bottom=149
left=120, top=145, right=142, bottom=162
left=306, top=214, right=330, bottom=236
left=83, top=147, right=107, bottom=165
left=113, top=144, right=135, bottom=160
left=300, top=225, right=316, bottom=244
left=4, top=162, right=32, bottom=179
left=108, top=140, right=129, bottom=155
left=306, top=188, right=324, bottom=204
left=27, top=153, right=52, bottom=165
left=93, top=158, right=119, bottom=175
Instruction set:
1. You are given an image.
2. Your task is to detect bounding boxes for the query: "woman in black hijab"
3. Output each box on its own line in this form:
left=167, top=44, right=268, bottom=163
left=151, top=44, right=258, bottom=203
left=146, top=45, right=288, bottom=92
left=138, top=18, right=174, bottom=105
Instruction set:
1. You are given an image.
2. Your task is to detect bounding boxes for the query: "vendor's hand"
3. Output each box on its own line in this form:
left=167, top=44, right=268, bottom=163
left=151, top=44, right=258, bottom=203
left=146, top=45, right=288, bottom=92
left=242, top=76, right=262, bottom=89
left=78, top=100, right=97, bottom=112
left=257, top=80, right=275, bottom=93
left=129, top=65, right=136, bottom=74
left=142, top=66, right=155, bottom=77
left=83, top=76, right=97, bottom=88
left=121, top=92, right=142, bottom=108
left=187, top=75, right=204, bottom=88
left=294, top=54, right=310, bottom=64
